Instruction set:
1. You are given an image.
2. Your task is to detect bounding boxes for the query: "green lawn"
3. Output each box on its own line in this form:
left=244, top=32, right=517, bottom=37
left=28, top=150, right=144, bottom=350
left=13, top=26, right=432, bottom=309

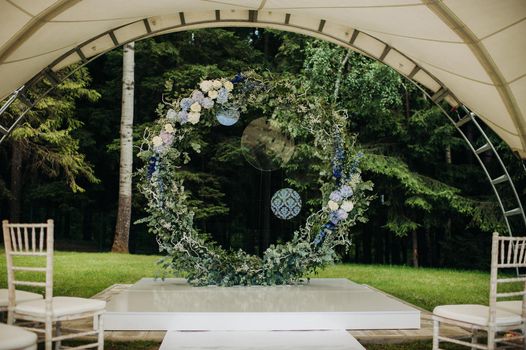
left=0, top=250, right=490, bottom=350
left=0, top=250, right=490, bottom=311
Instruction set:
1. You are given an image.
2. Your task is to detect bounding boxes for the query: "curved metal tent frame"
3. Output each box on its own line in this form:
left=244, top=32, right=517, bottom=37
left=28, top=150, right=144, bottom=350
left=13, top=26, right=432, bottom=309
left=0, top=2, right=525, bottom=235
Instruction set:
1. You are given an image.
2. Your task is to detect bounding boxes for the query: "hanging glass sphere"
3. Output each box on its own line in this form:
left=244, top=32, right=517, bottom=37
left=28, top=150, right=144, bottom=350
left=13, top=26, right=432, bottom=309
left=241, top=117, right=295, bottom=171
left=271, top=188, right=302, bottom=220
left=216, top=108, right=240, bottom=126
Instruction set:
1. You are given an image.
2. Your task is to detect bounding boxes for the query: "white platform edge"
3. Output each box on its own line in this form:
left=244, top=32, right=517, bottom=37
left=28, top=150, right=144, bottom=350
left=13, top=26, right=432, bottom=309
left=104, top=310, right=420, bottom=331
left=159, top=330, right=366, bottom=350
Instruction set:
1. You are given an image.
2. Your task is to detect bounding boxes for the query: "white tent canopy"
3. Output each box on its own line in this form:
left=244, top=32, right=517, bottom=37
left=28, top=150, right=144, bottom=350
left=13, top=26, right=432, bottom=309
left=0, top=0, right=525, bottom=158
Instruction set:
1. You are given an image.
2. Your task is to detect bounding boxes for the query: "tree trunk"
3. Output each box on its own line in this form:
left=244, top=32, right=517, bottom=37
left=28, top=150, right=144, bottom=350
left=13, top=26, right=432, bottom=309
left=9, top=141, right=23, bottom=222
left=333, top=49, right=351, bottom=103
left=112, top=42, right=135, bottom=253
left=411, top=230, right=419, bottom=268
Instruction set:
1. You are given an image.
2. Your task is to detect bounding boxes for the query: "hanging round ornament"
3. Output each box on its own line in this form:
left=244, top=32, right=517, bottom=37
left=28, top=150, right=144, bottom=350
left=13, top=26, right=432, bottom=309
left=271, top=188, right=302, bottom=220
left=216, top=108, right=240, bottom=126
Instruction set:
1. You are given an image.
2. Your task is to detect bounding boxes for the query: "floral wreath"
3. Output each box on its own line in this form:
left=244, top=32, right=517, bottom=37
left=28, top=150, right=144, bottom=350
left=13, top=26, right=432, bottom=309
left=137, top=73, right=372, bottom=286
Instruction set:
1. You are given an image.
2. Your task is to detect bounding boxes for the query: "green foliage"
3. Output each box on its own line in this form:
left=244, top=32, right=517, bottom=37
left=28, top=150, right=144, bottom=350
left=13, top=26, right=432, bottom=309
left=5, top=67, right=100, bottom=193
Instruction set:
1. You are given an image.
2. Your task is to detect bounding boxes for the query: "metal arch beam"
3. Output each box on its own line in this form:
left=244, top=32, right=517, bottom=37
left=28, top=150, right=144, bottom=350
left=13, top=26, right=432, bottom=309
left=0, top=0, right=82, bottom=64
left=423, top=0, right=526, bottom=154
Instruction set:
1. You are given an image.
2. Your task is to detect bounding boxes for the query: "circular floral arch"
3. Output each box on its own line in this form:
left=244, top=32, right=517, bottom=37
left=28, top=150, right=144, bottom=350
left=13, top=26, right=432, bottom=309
left=138, top=72, right=372, bottom=286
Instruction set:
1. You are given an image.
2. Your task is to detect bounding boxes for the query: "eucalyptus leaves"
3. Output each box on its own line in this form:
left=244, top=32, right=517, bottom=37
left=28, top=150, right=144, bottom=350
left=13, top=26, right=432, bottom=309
left=137, top=73, right=372, bottom=286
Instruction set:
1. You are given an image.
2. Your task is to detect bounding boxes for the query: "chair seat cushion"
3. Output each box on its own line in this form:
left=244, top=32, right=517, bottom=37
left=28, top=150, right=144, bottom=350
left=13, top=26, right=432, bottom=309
left=434, top=304, right=521, bottom=327
left=0, top=323, right=37, bottom=350
left=15, top=296, right=106, bottom=318
left=497, top=300, right=522, bottom=314
left=0, top=289, right=43, bottom=307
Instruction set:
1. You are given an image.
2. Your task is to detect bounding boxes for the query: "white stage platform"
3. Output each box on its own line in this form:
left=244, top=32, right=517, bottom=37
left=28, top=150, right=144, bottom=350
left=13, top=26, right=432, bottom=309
left=159, top=330, right=366, bottom=350
left=104, top=278, right=420, bottom=331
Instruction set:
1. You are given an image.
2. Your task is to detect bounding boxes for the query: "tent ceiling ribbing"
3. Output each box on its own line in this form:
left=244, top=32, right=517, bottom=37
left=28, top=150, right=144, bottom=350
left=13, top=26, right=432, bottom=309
left=0, top=0, right=525, bottom=158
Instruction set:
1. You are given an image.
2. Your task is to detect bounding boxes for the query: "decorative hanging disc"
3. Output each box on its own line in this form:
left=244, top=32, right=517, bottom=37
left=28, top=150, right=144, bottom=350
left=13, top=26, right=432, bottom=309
left=271, top=188, right=302, bottom=220
left=240, top=117, right=295, bottom=171
left=216, top=108, right=240, bottom=126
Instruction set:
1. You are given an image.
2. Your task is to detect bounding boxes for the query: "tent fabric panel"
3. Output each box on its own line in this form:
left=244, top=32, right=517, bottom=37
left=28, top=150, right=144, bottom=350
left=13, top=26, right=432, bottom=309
left=256, top=10, right=288, bottom=24
left=510, top=77, right=526, bottom=135
left=51, top=51, right=82, bottom=72
left=148, top=15, right=183, bottom=32
left=369, top=32, right=493, bottom=84
left=0, top=45, right=76, bottom=96
left=114, top=21, right=150, bottom=45
left=422, top=61, right=517, bottom=136
left=184, top=10, right=217, bottom=24
left=10, top=0, right=59, bottom=16
left=280, top=5, right=461, bottom=42
left=0, top=2, right=32, bottom=49
left=51, top=0, right=216, bottom=22
left=443, top=0, right=526, bottom=39
left=382, top=49, right=416, bottom=76
left=353, top=32, right=386, bottom=59
left=481, top=19, right=526, bottom=83
left=5, top=19, right=134, bottom=62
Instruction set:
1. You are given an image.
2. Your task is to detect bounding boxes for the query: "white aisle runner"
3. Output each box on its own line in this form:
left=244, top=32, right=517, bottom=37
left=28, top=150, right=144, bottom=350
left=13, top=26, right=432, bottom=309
left=159, top=330, right=365, bottom=350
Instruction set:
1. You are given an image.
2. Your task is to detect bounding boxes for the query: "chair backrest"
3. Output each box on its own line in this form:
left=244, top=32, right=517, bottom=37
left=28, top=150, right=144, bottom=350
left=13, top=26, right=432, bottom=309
left=2, top=220, right=54, bottom=310
left=489, top=232, right=526, bottom=325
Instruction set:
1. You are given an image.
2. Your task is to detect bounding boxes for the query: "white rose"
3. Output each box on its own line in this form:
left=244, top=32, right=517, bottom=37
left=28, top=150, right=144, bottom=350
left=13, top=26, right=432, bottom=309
left=212, top=80, right=222, bottom=89
left=164, top=123, right=174, bottom=133
left=152, top=136, right=163, bottom=147
left=190, top=102, right=202, bottom=113
left=208, top=90, right=219, bottom=99
left=341, top=201, right=354, bottom=213
left=188, top=112, right=201, bottom=124
left=223, top=81, right=234, bottom=92
left=328, top=200, right=339, bottom=211
left=200, top=80, right=213, bottom=92
left=166, top=109, right=176, bottom=120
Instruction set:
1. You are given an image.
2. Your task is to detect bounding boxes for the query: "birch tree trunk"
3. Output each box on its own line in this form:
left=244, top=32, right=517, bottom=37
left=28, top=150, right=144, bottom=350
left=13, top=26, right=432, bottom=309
left=9, top=141, right=23, bottom=222
left=112, top=42, right=135, bottom=253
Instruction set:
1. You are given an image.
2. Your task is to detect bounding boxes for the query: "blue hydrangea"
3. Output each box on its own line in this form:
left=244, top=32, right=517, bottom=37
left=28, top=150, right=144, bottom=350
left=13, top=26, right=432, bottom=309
left=339, top=185, right=353, bottom=198
left=217, top=87, right=229, bottom=104
left=191, top=90, right=205, bottom=104
left=177, top=111, right=188, bottom=124
left=180, top=98, right=193, bottom=111
left=329, top=190, right=342, bottom=202
left=329, top=211, right=340, bottom=225
left=201, top=97, right=214, bottom=109
left=336, top=209, right=348, bottom=220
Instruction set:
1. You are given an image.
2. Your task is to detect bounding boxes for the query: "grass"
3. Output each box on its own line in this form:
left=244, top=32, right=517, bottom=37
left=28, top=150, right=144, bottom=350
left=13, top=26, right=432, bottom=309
left=0, top=250, right=491, bottom=349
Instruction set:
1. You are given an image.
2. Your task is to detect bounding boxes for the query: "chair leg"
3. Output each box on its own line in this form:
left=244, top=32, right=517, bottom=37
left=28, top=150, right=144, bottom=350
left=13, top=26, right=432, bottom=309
left=487, top=327, right=495, bottom=350
left=433, top=319, right=439, bottom=350
left=45, top=316, right=53, bottom=350
left=97, top=313, right=104, bottom=350
left=7, top=308, right=14, bottom=325
left=54, top=321, right=61, bottom=350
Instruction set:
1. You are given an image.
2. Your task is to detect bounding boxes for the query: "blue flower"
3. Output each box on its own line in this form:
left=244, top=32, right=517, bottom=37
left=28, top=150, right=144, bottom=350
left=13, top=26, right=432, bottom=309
left=201, top=97, right=214, bottom=109
left=340, top=185, right=353, bottom=198
left=335, top=209, right=348, bottom=221
left=329, top=212, right=341, bottom=225
left=147, top=156, right=158, bottom=179
left=177, top=111, right=188, bottom=124
left=329, top=190, right=342, bottom=202
left=217, top=87, right=229, bottom=104
left=191, top=90, right=205, bottom=104
left=180, top=98, right=193, bottom=111
left=231, top=73, right=245, bottom=84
